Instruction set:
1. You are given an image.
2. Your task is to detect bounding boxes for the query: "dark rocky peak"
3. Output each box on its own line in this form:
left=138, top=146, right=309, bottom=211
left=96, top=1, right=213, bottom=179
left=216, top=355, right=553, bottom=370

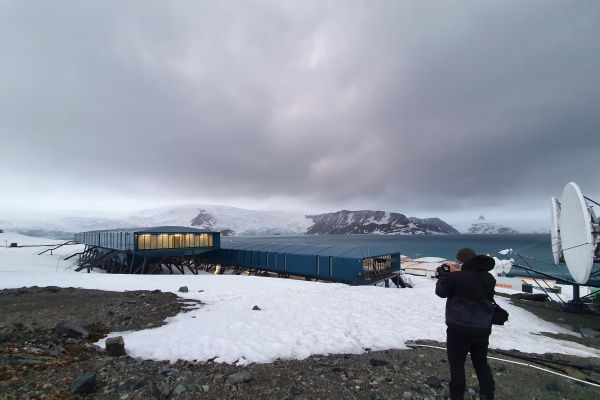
left=190, top=209, right=216, bottom=229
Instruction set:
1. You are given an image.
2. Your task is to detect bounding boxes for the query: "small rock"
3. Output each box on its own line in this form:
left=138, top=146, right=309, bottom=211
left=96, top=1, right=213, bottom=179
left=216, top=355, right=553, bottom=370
left=106, top=336, right=126, bottom=356
left=178, top=286, right=189, bottom=293
left=424, top=375, right=441, bottom=389
left=346, top=369, right=355, bottom=379
left=370, top=390, right=383, bottom=400
left=172, top=383, right=186, bottom=396
left=252, top=305, right=261, bottom=311
left=545, top=380, right=560, bottom=391
left=202, top=384, right=210, bottom=392
left=228, top=370, right=256, bottom=384
left=289, top=385, right=304, bottom=395
left=580, top=327, right=600, bottom=339
left=369, top=358, right=389, bottom=367
left=213, top=373, right=224, bottom=383
left=402, top=391, right=413, bottom=399
left=160, top=368, right=180, bottom=377
left=152, top=289, right=162, bottom=293
left=55, top=320, right=89, bottom=339
left=132, top=377, right=146, bottom=390
left=65, top=338, right=80, bottom=345
left=71, top=372, right=98, bottom=394
left=153, top=381, right=171, bottom=399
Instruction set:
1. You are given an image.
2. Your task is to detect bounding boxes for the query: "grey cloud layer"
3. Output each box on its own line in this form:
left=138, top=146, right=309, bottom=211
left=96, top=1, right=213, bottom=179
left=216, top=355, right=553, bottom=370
left=1, top=0, right=599, bottom=213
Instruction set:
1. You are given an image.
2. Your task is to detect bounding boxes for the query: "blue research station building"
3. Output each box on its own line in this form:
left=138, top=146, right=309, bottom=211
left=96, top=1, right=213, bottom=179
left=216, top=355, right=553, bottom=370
left=74, top=226, right=401, bottom=285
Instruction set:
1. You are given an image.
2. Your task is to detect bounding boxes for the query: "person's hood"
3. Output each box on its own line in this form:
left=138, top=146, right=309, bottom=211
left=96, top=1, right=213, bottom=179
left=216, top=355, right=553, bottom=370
left=461, top=255, right=495, bottom=272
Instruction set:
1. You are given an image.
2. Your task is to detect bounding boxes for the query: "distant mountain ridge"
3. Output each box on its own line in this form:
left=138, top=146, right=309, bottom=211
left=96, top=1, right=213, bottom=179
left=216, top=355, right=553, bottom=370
left=305, top=210, right=459, bottom=235
left=467, top=215, right=519, bottom=234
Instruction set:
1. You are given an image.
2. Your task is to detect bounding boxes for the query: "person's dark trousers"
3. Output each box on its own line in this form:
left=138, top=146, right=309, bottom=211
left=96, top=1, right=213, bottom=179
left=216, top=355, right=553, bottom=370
left=446, top=327, right=495, bottom=400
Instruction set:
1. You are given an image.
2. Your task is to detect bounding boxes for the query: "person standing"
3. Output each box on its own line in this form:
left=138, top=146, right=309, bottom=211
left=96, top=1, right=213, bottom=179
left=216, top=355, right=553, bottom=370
left=435, top=248, right=496, bottom=400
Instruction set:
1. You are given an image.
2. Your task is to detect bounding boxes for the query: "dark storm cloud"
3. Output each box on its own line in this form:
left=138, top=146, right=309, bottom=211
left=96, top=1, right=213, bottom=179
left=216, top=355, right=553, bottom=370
left=1, top=0, right=599, bottom=214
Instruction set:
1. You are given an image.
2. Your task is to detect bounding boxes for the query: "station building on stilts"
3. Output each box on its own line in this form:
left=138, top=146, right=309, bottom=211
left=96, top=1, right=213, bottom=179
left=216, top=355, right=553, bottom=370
left=74, top=226, right=402, bottom=286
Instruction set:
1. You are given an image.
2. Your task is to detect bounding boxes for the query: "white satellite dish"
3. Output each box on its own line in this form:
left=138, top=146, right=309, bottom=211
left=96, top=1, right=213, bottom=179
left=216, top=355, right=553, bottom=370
left=560, top=182, right=595, bottom=284
left=550, top=196, right=562, bottom=265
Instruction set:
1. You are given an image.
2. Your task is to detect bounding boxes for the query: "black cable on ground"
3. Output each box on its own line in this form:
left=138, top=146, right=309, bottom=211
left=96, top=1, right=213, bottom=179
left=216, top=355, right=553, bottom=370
left=404, top=342, right=600, bottom=388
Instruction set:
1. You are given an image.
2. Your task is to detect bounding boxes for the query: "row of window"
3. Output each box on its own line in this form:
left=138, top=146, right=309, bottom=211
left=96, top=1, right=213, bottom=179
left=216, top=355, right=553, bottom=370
left=136, top=233, right=213, bottom=250
left=362, top=255, right=393, bottom=271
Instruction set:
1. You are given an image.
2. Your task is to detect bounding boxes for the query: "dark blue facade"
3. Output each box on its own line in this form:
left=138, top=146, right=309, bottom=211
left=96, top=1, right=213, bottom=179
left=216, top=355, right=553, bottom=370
left=74, top=228, right=400, bottom=284
left=202, top=241, right=401, bottom=285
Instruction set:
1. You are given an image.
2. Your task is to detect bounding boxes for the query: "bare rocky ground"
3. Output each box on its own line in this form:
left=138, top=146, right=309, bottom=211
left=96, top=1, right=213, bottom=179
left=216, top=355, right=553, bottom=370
left=1, top=287, right=599, bottom=400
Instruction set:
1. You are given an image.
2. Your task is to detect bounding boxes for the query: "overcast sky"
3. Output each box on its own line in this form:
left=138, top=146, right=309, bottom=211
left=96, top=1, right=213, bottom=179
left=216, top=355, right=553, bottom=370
left=1, top=1, right=599, bottom=229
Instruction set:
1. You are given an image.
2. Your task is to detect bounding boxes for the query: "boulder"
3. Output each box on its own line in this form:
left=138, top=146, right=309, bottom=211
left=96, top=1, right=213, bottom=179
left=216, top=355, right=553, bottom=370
left=105, top=336, right=126, bottom=356
left=178, top=286, right=189, bottom=293
left=228, top=370, right=256, bottom=384
left=55, top=320, right=89, bottom=339
left=369, top=359, right=388, bottom=367
left=71, top=372, right=98, bottom=394
left=252, top=305, right=261, bottom=311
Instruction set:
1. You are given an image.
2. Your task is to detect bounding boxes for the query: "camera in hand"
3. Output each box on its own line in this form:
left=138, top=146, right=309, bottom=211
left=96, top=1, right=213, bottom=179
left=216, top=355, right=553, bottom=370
left=436, top=263, right=451, bottom=277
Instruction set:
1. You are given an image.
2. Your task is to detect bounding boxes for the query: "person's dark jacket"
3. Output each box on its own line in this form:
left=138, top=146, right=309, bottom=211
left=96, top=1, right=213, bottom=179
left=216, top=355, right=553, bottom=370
left=435, top=255, right=496, bottom=335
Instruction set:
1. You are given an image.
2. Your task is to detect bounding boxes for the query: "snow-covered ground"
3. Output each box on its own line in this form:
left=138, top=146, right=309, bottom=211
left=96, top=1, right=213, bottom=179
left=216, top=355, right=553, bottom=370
left=1, top=231, right=598, bottom=365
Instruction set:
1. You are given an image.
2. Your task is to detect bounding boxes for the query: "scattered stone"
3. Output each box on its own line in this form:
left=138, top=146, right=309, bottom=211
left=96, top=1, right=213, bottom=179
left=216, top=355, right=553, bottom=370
left=65, top=338, right=80, bottom=344
left=178, top=286, right=189, bottom=293
left=346, top=369, right=355, bottom=379
left=402, top=391, right=413, bottom=399
left=106, top=336, right=126, bottom=356
left=202, top=384, right=210, bottom=392
left=55, top=320, right=89, bottom=339
left=252, top=305, right=261, bottom=310
left=370, top=358, right=389, bottom=367
left=70, top=372, right=98, bottom=394
left=228, top=370, right=256, bottom=384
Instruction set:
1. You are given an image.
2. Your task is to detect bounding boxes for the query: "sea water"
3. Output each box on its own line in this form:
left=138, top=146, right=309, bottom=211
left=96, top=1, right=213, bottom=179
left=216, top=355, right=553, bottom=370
left=223, top=234, right=600, bottom=284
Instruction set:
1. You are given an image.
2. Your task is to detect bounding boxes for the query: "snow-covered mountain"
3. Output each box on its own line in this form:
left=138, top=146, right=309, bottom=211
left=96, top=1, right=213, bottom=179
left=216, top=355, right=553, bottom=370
left=306, top=210, right=459, bottom=234
left=2, top=205, right=460, bottom=238
left=466, top=216, right=519, bottom=234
